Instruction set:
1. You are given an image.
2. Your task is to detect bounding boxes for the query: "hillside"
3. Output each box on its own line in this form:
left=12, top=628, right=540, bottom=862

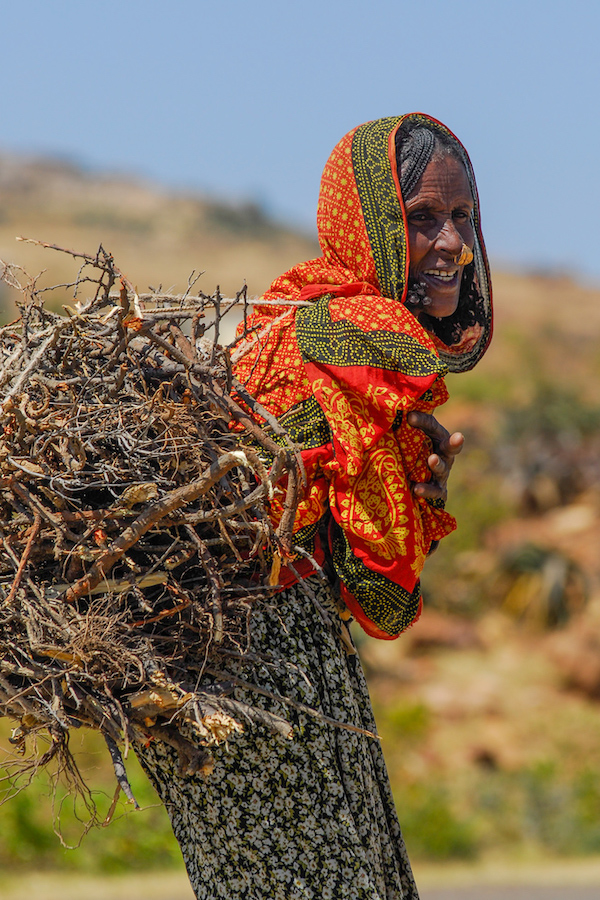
left=0, top=152, right=319, bottom=310
left=1, top=155, right=600, bottom=875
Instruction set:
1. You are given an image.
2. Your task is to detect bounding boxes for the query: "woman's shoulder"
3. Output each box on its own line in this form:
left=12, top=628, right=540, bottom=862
left=295, top=290, right=446, bottom=382
left=326, top=291, right=438, bottom=347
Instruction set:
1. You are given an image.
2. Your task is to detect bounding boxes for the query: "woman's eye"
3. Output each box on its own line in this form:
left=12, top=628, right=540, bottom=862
left=453, top=209, right=470, bottom=221
left=409, top=212, right=433, bottom=223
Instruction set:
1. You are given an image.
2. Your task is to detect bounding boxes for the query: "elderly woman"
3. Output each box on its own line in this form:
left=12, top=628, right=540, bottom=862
left=137, top=113, right=492, bottom=900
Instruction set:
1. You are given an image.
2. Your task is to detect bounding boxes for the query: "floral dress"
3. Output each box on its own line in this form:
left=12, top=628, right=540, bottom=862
left=135, top=581, right=419, bottom=900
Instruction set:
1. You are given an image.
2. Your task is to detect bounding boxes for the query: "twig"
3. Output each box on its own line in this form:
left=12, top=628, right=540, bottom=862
left=5, top=513, right=42, bottom=604
left=203, top=668, right=380, bottom=741
left=61, top=451, right=253, bottom=603
left=102, top=732, right=139, bottom=808
left=185, top=525, right=224, bottom=643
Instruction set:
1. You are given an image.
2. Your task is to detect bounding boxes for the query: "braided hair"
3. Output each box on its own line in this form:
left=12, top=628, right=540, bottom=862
left=395, top=122, right=462, bottom=199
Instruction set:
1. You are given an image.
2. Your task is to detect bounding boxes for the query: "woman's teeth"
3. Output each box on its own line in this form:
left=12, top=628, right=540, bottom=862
left=423, top=269, right=457, bottom=280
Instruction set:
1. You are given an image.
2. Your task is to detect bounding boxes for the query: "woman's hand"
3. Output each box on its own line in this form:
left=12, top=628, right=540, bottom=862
left=407, top=411, right=464, bottom=503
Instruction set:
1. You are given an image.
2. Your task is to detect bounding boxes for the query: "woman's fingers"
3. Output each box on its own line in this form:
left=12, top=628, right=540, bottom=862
left=443, top=430, right=465, bottom=458
left=407, top=411, right=465, bottom=501
left=407, top=411, right=464, bottom=458
left=427, top=453, right=444, bottom=476
left=406, top=410, right=447, bottom=443
left=412, top=480, right=443, bottom=500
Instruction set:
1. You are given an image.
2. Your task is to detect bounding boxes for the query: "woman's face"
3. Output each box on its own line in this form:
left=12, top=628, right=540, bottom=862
left=405, top=155, right=474, bottom=318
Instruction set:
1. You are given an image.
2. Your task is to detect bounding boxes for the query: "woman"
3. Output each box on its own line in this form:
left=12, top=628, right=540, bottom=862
left=136, top=113, right=492, bottom=899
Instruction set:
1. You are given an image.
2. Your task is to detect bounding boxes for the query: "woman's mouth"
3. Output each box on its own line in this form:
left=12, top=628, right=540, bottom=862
left=407, top=269, right=462, bottom=318
left=420, top=268, right=460, bottom=296
left=422, top=268, right=459, bottom=282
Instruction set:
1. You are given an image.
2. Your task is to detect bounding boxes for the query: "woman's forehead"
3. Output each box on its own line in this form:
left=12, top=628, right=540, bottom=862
left=405, top=156, right=473, bottom=205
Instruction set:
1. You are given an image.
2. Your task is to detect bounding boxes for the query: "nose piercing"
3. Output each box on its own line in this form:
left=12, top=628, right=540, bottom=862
left=454, top=243, right=474, bottom=266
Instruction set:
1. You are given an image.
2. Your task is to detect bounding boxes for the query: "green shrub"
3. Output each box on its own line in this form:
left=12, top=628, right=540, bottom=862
left=0, top=727, right=181, bottom=873
left=395, top=782, right=477, bottom=860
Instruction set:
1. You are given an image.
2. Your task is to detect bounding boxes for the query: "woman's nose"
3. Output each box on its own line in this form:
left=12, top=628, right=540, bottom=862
left=435, top=218, right=463, bottom=256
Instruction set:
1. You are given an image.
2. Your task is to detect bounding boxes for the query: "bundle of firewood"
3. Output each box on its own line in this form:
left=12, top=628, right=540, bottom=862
left=0, top=242, right=303, bottom=804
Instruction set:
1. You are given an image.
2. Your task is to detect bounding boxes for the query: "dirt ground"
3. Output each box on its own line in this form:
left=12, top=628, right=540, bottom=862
left=417, top=857, right=600, bottom=900
left=2, top=860, right=600, bottom=900
left=423, top=890, right=598, bottom=899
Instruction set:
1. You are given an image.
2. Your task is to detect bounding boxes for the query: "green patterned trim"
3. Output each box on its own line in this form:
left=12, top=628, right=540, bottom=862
left=242, top=394, right=332, bottom=463
left=296, top=298, right=447, bottom=378
left=291, top=518, right=321, bottom=555
left=352, top=117, right=405, bottom=301
left=279, top=395, right=333, bottom=450
left=425, top=496, right=446, bottom=511
left=261, top=516, right=322, bottom=568
left=331, top=525, right=421, bottom=637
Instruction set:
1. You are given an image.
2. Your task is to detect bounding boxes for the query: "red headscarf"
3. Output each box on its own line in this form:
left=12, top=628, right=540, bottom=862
left=233, top=115, right=492, bottom=638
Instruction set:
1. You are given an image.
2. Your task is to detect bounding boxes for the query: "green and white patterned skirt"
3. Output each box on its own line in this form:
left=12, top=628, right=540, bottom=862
left=135, top=580, right=419, bottom=900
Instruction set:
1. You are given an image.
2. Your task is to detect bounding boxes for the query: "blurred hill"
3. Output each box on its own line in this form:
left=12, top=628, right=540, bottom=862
left=2, top=154, right=600, bottom=874
left=0, top=152, right=319, bottom=312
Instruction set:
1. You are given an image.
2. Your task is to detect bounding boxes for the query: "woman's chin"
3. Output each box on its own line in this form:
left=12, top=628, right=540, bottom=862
left=416, top=295, right=460, bottom=320
left=428, top=297, right=460, bottom=318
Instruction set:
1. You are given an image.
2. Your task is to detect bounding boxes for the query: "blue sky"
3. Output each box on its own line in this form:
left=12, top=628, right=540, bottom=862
left=2, top=0, right=599, bottom=282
